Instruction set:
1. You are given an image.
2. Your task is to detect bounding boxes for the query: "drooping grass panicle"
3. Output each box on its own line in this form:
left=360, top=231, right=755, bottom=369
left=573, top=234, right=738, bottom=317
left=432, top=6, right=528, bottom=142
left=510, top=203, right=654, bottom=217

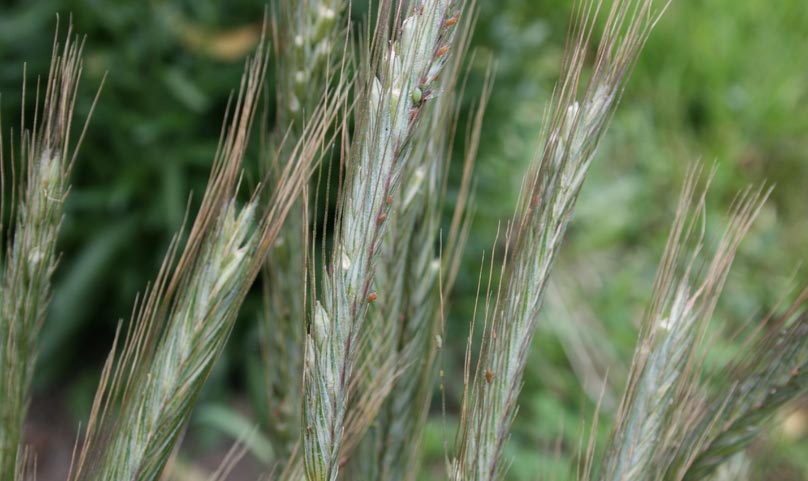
left=451, top=1, right=668, bottom=480
left=0, top=22, right=102, bottom=481
left=595, top=168, right=769, bottom=481
left=260, top=0, right=349, bottom=465
left=301, top=1, right=464, bottom=480
left=67, top=29, right=347, bottom=481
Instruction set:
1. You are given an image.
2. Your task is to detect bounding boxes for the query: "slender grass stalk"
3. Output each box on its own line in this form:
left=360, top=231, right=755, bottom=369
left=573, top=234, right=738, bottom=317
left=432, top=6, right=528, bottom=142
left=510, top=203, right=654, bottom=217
left=596, top=169, right=769, bottom=481
left=301, top=1, right=463, bottom=480
left=261, top=0, right=348, bottom=465
left=0, top=25, right=101, bottom=481
left=67, top=32, right=346, bottom=481
left=451, top=1, right=668, bottom=480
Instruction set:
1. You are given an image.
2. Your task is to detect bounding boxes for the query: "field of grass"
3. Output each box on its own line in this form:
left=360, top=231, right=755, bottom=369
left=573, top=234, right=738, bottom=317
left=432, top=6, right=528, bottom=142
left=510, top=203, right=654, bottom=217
left=1, top=0, right=806, bottom=479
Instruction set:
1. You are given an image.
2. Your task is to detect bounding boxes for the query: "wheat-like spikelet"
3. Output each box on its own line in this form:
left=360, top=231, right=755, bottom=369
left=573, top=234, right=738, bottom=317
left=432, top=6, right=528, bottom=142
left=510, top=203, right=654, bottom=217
left=301, top=1, right=462, bottom=480
left=67, top=31, right=345, bottom=481
left=681, top=329, right=807, bottom=480
left=341, top=89, right=445, bottom=481
left=260, top=0, right=348, bottom=465
left=0, top=24, right=101, bottom=481
left=596, top=169, right=768, bottom=481
left=584, top=173, right=807, bottom=481
left=356, top=24, right=483, bottom=481
left=451, top=1, right=667, bottom=480
left=370, top=132, right=461, bottom=481
left=276, top=0, right=345, bottom=125
left=2, top=2, right=804, bottom=480
left=664, top=289, right=808, bottom=481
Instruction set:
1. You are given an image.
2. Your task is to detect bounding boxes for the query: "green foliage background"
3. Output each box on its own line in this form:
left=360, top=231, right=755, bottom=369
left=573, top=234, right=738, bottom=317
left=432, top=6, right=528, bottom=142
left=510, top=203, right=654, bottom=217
left=1, top=0, right=806, bottom=478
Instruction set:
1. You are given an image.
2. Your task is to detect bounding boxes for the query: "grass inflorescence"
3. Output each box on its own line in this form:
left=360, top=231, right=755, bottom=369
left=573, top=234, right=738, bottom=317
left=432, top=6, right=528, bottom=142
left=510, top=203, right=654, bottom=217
left=1, top=1, right=806, bottom=480
left=0, top=24, right=102, bottom=481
